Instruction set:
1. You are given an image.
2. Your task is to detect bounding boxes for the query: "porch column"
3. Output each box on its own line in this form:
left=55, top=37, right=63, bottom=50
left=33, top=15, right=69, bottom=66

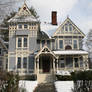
left=73, top=55, right=75, bottom=70
left=34, top=58, right=36, bottom=74
left=79, top=56, right=81, bottom=69
left=56, top=58, right=59, bottom=71
left=53, top=58, right=55, bottom=73
left=85, top=55, right=89, bottom=69
left=37, top=57, right=39, bottom=73
left=83, top=55, right=86, bottom=70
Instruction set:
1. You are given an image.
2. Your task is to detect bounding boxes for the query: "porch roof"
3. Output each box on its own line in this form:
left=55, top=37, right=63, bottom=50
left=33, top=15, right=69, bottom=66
left=53, top=50, right=88, bottom=55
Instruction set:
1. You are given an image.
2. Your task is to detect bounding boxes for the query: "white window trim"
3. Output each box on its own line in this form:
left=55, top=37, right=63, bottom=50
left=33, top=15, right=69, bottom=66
left=58, top=39, right=63, bottom=50
left=16, top=54, right=28, bottom=71
left=73, top=39, right=78, bottom=50
left=16, top=37, right=28, bottom=48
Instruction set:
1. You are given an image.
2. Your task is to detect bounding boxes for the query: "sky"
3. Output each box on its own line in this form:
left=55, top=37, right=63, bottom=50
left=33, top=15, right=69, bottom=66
left=0, top=0, right=92, bottom=35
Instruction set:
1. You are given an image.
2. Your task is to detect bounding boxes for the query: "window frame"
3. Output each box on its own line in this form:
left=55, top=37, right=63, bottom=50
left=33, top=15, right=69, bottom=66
left=23, top=57, right=27, bottom=68
left=24, top=24, right=28, bottom=29
left=23, top=37, right=28, bottom=47
left=17, top=37, right=28, bottom=48
left=18, top=24, right=22, bottom=29
left=17, top=37, right=22, bottom=48
left=17, top=57, right=21, bottom=69
left=73, top=40, right=77, bottom=49
left=69, top=24, right=72, bottom=31
left=59, top=40, right=63, bottom=49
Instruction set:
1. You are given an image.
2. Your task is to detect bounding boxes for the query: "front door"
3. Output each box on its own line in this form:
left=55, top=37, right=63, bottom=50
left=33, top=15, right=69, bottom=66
left=42, top=56, right=50, bottom=73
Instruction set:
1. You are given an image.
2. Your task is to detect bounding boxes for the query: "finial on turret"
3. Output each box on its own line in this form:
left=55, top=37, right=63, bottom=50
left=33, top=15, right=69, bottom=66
left=24, top=0, right=26, bottom=4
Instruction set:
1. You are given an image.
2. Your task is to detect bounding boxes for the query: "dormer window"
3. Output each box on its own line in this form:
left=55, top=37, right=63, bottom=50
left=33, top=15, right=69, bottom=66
left=24, top=24, right=28, bottom=29
left=18, top=24, right=22, bottom=29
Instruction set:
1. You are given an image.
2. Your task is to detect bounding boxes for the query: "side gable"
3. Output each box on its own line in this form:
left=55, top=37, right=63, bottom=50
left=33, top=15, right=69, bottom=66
left=53, top=17, right=85, bottom=37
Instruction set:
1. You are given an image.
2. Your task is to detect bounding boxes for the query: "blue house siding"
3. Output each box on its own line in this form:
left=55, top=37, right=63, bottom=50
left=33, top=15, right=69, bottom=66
left=9, top=36, right=16, bottom=52
left=29, top=37, right=38, bottom=52
left=28, top=55, right=34, bottom=70
left=9, top=56, right=16, bottom=71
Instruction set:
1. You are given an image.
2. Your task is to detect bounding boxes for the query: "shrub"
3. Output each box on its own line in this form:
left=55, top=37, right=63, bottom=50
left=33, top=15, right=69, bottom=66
left=20, top=74, right=37, bottom=81
left=71, top=70, right=92, bottom=92
left=56, top=75, right=72, bottom=81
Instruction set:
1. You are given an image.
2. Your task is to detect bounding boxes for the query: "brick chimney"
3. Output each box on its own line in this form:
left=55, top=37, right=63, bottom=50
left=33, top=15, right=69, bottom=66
left=51, top=11, right=57, bottom=25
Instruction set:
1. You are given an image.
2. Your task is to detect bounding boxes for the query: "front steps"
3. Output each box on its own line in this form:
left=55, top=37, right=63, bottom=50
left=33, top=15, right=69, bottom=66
left=34, top=83, right=57, bottom=92
left=37, top=73, right=55, bottom=84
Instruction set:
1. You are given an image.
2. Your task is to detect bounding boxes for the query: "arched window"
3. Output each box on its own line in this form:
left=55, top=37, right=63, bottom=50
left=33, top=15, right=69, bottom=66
left=65, top=45, right=72, bottom=50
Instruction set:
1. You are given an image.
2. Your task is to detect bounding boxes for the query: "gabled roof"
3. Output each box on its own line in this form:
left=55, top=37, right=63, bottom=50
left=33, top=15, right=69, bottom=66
left=35, top=45, right=57, bottom=59
left=53, top=17, right=85, bottom=37
left=8, top=3, right=38, bottom=23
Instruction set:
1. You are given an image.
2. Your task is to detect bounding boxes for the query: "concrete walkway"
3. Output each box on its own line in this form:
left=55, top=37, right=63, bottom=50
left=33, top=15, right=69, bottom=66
left=34, top=83, right=57, bottom=92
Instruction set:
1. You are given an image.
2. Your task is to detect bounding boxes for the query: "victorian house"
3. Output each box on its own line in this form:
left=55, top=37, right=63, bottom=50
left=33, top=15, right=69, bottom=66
left=7, top=3, right=89, bottom=83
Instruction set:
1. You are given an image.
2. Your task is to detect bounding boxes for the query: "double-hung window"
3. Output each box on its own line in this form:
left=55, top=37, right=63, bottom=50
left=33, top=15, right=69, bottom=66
left=18, top=24, right=22, bottom=29
left=24, top=38, right=27, bottom=47
left=73, top=40, right=77, bottom=49
left=24, top=24, right=28, bottom=29
left=18, top=38, right=22, bottom=47
left=59, top=40, right=63, bottom=49
left=17, top=57, right=21, bottom=69
left=69, top=24, right=72, bottom=31
left=23, top=57, right=27, bottom=68
left=17, top=37, right=28, bottom=48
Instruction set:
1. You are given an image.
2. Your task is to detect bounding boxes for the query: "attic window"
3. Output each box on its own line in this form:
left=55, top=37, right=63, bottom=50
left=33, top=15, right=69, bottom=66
left=23, top=7, right=26, bottom=10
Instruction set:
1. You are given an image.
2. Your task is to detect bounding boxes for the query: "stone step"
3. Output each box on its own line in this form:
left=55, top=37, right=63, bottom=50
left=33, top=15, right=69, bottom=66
left=34, top=83, right=57, bottom=92
left=37, top=74, right=55, bottom=83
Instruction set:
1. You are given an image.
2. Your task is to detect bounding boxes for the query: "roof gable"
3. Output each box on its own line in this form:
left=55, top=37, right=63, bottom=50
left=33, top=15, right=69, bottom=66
left=15, top=3, right=32, bottom=17
left=53, top=17, right=85, bottom=37
left=8, top=3, right=38, bottom=23
left=35, top=45, right=57, bottom=59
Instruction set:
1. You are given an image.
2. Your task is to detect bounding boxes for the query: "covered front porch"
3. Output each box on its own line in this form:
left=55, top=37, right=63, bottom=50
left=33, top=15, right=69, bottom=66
left=35, top=46, right=57, bottom=74
left=54, top=50, right=89, bottom=71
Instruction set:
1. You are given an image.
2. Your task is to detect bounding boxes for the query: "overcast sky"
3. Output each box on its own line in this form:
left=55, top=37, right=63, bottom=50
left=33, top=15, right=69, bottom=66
left=0, top=0, right=92, bottom=34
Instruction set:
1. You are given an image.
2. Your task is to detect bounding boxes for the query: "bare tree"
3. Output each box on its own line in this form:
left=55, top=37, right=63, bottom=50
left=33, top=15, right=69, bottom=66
left=0, top=0, right=23, bottom=23
left=85, top=29, right=92, bottom=68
